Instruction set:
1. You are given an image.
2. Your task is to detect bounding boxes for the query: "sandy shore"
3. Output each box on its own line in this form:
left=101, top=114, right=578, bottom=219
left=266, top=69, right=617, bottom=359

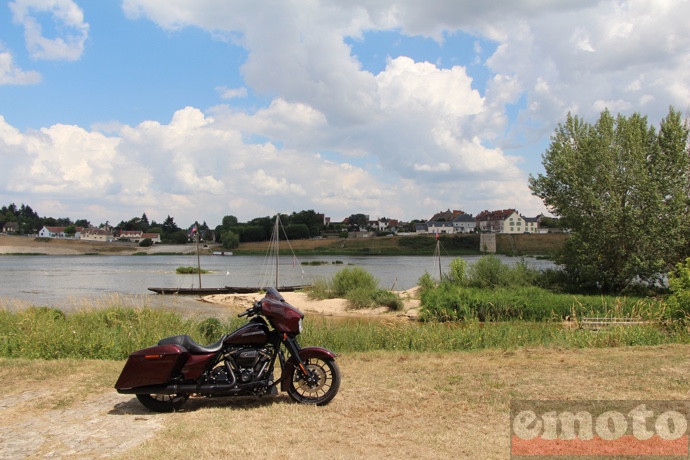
left=201, top=289, right=421, bottom=320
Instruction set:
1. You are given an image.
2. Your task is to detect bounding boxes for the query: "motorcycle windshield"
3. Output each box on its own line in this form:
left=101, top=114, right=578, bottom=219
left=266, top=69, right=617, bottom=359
left=265, top=286, right=285, bottom=302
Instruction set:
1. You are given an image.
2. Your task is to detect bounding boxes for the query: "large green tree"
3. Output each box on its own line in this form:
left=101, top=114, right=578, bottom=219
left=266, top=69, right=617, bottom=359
left=529, top=107, right=690, bottom=292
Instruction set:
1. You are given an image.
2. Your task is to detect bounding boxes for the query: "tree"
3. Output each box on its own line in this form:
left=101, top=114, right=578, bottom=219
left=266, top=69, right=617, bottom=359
left=290, top=209, right=324, bottom=237
left=162, top=215, right=179, bottom=235
left=222, top=215, right=238, bottom=227
left=347, top=213, right=368, bottom=231
left=529, top=107, right=690, bottom=292
left=221, top=230, right=240, bottom=250
left=285, top=223, right=309, bottom=240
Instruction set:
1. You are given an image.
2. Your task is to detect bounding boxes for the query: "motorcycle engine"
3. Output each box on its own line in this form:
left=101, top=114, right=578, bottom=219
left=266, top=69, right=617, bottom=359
left=225, top=347, right=271, bottom=384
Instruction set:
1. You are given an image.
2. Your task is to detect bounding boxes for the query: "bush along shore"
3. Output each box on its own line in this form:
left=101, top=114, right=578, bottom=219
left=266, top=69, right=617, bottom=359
left=0, top=305, right=687, bottom=360
left=3, top=254, right=690, bottom=359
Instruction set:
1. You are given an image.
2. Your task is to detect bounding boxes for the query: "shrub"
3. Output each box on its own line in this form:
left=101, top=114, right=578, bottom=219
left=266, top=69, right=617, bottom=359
left=508, top=258, right=540, bottom=287
left=331, top=267, right=379, bottom=297
left=447, top=257, right=468, bottom=285
left=371, top=289, right=403, bottom=311
left=468, top=254, right=510, bottom=288
left=346, top=287, right=378, bottom=309
left=306, top=277, right=332, bottom=300
left=417, top=272, right=436, bottom=294
left=346, top=287, right=403, bottom=311
left=139, top=238, right=153, bottom=247
left=666, top=258, right=690, bottom=321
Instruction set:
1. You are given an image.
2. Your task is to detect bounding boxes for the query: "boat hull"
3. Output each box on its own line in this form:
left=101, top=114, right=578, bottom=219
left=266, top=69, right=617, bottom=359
left=148, top=285, right=309, bottom=295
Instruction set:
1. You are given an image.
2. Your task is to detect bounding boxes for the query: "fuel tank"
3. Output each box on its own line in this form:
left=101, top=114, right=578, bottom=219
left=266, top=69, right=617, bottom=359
left=224, top=318, right=269, bottom=346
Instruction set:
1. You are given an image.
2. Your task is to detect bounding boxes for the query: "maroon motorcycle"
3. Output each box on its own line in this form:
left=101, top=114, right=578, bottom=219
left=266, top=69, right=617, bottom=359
left=115, top=287, right=340, bottom=412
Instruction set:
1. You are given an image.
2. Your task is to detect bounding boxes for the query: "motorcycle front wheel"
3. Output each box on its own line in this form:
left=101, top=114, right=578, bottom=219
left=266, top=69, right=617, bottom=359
left=136, top=393, right=189, bottom=412
left=287, top=357, right=341, bottom=406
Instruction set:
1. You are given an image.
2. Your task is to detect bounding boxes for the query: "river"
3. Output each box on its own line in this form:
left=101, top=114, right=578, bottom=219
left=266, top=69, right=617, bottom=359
left=0, top=254, right=557, bottom=310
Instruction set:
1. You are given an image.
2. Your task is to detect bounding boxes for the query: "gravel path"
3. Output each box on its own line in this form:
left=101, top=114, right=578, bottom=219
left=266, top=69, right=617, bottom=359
left=0, top=390, right=165, bottom=459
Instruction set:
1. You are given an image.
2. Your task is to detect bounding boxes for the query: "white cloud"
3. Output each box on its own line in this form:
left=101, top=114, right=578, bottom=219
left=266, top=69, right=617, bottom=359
left=9, top=0, right=89, bottom=61
left=7, top=0, right=689, bottom=225
left=0, top=48, right=41, bottom=85
left=217, top=86, right=248, bottom=100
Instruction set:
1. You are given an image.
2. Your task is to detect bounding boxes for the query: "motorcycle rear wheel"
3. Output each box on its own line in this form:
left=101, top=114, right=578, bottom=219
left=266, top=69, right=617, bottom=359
left=136, top=393, right=189, bottom=412
left=287, top=357, right=340, bottom=406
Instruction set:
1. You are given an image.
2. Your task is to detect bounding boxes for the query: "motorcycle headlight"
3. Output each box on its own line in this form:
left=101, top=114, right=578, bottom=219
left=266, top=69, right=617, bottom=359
left=298, top=318, right=303, bottom=334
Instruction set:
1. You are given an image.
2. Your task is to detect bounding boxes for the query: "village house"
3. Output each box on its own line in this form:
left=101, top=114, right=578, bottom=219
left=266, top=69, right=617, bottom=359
left=38, top=226, right=84, bottom=239
left=475, top=209, right=541, bottom=234
left=452, top=213, right=477, bottom=233
left=1, top=222, right=18, bottom=234
left=427, top=221, right=455, bottom=235
left=81, top=227, right=115, bottom=242
left=414, top=210, right=476, bottom=235
left=118, top=230, right=143, bottom=241
left=117, top=230, right=161, bottom=243
left=142, top=233, right=162, bottom=244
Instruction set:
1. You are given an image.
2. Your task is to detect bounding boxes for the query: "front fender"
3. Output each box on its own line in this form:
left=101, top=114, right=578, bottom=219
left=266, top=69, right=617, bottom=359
left=280, top=346, right=337, bottom=392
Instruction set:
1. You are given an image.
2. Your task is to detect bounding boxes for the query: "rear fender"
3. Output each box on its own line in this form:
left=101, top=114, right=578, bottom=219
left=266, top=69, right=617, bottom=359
left=280, top=346, right=337, bottom=392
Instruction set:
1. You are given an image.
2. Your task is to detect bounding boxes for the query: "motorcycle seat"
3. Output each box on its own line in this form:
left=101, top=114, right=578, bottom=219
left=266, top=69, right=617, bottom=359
left=158, top=334, right=227, bottom=354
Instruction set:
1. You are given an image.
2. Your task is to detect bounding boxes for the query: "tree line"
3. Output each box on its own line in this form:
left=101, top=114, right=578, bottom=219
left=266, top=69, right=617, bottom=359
left=0, top=205, right=368, bottom=246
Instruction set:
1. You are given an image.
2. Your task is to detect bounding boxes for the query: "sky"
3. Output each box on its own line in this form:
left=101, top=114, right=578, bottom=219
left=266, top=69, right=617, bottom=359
left=1, top=0, right=689, bottom=228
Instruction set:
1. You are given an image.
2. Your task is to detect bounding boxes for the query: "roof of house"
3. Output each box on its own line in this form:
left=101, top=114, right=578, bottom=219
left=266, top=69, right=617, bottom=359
left=452, top=214, right=476, bottom=223
left=430, top=209, right=466, bottom=222
left=82, top=227, right=113, bottom=236
left=475, top=209, right=517, bottom=222
left=43, top=226, right=84, bottom=233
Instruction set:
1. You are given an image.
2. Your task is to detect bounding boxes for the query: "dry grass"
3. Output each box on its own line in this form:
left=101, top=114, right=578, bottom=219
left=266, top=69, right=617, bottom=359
left=2, top=345, right=690, bottom=459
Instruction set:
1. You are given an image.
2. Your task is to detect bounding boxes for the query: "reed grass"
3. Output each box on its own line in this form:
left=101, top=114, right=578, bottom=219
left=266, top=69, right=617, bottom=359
left=0, top=303, right=688, bottom=360
left=419, top=284, right=666, bottom=322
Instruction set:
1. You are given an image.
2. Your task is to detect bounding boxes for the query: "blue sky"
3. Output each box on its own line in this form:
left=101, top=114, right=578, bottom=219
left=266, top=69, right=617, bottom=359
left=1, top=1, right=689, bottom=228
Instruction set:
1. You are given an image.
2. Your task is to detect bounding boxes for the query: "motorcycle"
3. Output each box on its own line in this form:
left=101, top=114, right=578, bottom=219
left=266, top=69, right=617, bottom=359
left=115, top=287, right=340, bottom=412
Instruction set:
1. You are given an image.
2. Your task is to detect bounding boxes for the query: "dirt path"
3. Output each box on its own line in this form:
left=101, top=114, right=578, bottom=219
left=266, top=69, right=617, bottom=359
left=0, top=391, right=163, bottom=459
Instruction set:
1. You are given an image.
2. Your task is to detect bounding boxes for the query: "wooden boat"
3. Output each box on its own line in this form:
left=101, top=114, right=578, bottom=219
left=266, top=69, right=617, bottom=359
left=148, top=285, right=308, bottom=295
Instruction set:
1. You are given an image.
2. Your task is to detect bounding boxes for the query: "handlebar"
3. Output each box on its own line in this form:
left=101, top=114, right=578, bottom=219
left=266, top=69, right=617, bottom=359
left=238, top=300, right=262, bottom=318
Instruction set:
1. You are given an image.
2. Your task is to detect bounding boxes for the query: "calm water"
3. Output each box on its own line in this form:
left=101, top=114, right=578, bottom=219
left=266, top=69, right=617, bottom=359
left=0, top=254, right=556, bottom=309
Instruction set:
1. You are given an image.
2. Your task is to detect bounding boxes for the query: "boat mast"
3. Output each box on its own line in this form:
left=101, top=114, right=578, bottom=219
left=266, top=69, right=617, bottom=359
left=274, top=215, right=280, bottom=287
left=196, top=229, right=202, bottom=288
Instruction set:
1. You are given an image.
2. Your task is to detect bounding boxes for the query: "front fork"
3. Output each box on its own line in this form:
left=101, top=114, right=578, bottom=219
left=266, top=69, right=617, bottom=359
left=281, top=334, right=311, bottom=380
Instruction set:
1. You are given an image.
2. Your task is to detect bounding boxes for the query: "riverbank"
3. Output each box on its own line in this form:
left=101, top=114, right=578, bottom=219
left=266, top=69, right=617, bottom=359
left=0, top=233, right=565, bottom=256
left=0, top=235, right=198, bottom=256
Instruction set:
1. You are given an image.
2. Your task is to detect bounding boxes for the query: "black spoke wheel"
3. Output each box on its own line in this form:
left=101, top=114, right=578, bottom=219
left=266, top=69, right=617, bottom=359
left=287, top=357, right=340, bottom=406
left=136, top=393, right=189, bottom=412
